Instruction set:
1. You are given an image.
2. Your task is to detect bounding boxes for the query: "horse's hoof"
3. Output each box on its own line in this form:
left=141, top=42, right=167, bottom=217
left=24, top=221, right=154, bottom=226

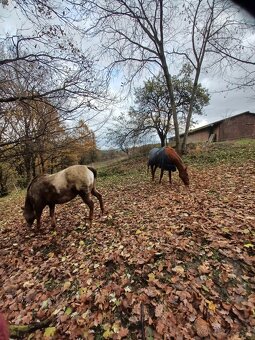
left=100, top=210, right=108, bottom=217
left=85, top=218, right=92, bottom=228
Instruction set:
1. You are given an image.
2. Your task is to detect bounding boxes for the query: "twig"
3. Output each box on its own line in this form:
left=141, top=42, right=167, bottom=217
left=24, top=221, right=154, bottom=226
left=9, top=317, right=53, bottom=338
left=140, top=303, right=145, bottom=340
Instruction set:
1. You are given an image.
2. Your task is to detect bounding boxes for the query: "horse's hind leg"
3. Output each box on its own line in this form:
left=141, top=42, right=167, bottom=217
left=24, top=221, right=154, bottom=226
left=79, top=192, right=94, bottom=226
left=91, top=188, right=104, bottom=215
left=151, top=165, right=157, bottom=181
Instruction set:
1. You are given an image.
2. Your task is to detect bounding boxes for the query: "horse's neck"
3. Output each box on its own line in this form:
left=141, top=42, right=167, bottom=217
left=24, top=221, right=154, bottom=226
left=165, top=148, right=185, bottom=173
left=25, top=195, right=33, bottom=210
left=175, top=160, right=186, bottom=174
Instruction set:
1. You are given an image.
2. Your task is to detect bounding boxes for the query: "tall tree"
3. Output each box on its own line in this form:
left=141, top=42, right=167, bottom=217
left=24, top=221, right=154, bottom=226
left=78, top=0, right=254, bottom=153
left=65, top=120, right=98, bottom=165
left=78, top=0, right=183, bottom=151
left=107, top=71, right=209, bottom=149
left=0, top=1, right=110, bottom=152
left=1, top=97, right=65, bottom=182
left=2, top=0, right=254, bottom=154
left=175, top=0, right=254, bottom=152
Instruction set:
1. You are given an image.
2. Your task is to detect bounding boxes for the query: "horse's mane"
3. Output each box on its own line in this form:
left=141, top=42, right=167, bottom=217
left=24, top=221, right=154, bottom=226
left=165, top=147, right=183, bottom=163
left=27, top=175, right=42, bottom=191
left=24, top=176, right=40, bottom=209
left=87, top=166, right=97, bottom=179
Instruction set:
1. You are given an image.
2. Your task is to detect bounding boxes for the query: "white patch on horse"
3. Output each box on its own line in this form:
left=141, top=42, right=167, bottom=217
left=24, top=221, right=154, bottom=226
left=49, top=165, right=94, bottom=193
left=48, top=169, right=67, bottom=193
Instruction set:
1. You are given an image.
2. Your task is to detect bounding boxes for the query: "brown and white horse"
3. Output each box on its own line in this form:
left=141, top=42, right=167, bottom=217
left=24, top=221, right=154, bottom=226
left=22, top=165, right=104, bottom=229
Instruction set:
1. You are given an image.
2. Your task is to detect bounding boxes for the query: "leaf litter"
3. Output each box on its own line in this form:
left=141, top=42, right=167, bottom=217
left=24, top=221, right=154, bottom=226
left=0, top=158, right=254, bottom=339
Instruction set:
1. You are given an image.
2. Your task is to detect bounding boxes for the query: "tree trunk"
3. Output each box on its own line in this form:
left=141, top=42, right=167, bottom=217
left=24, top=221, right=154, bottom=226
left=40, top=154, right=45, bottom=173
left=181, top=0, right=213, bottom=153
left=182, top=67, right=202, bottom=153
left=23, top=140, right=33, bottom=185
left=161, top=59, right=180, bottom=154
left=160, top=138, right=165, bottom=147
left=181, top=85, right=197, bottom=154
left=24, top=156, right=32, bottom=184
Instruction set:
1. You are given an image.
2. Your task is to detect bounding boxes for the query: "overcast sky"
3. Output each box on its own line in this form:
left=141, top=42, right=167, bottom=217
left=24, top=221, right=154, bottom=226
left=195, top=77, right=254, bottom=127
left=1, top=2, right=254, bottom=147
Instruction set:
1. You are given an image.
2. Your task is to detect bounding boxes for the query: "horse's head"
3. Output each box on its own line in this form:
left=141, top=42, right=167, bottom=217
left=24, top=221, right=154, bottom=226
left=22, top=201, right=36, bottom=227
left=179, top=167, right=189, bottom=186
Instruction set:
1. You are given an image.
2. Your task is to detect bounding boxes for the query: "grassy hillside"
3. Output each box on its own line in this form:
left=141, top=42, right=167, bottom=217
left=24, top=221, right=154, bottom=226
left=96, top=138, right=255, bottom=182
left=0, top=140, right=254, bottom=339
left=185, top=139, right=255, bottom=166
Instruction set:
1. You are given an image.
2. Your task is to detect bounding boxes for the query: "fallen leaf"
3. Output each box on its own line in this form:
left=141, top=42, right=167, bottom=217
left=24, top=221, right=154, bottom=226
left=172, top=265, right=185, bottom=276
left=155, top=304, right=164, bottom=318
left=148, top=273, right=155, bottom=282
left=44, top=327, right=56, bottom=338
left=194, top=317, right=210, bottom=337
left=65, top=306, right=72, bottom=315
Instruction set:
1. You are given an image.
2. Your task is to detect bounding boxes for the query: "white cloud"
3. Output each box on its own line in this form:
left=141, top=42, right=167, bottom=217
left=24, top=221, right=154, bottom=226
left=203, top=88, right=254, bottom=124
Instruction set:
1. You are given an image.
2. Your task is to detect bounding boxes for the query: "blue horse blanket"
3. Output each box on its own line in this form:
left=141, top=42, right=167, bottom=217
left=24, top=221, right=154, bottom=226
left=148, top=147, right=177, bottom=171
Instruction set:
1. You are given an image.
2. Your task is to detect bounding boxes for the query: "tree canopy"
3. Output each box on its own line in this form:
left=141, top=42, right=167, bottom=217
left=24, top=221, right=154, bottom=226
left=107, top=70, right=209, bottom=149
left=1, top=0, right=254, bottom=162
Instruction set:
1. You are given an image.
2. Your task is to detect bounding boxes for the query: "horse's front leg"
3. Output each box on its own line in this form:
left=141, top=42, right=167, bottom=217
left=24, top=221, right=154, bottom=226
left=168, top=171, right=172, bottom=185
left=159, top=169, right=164, bottom=183
left=35, top=207, right=43, bottom=230
left=49, top=204, right=56, bottom=229
left=80, top=192, right=94, bottom=227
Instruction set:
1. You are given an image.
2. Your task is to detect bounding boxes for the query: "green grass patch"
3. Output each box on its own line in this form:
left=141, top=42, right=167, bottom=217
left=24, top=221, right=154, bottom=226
left=185, top=139, right=255, bottom=166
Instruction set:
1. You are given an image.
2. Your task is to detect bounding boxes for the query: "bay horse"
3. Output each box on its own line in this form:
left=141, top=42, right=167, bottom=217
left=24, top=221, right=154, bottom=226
left=148, top=147, right=189, bottom=186
left=22, top=165, right=104, bottom=229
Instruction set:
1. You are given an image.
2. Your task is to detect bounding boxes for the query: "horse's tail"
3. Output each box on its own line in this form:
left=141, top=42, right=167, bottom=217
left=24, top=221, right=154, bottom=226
left=87, top=166, right=97, bottom=179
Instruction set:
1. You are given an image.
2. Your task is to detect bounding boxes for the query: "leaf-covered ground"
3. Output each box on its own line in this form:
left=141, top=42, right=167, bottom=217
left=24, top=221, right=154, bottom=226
left=0, top=142, right=255, bottom=339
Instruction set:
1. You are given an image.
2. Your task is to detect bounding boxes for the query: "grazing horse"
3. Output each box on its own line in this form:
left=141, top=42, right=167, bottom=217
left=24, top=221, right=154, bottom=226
left=22, top=165, right=104, bottom=229
left=148, top=147, right=189, bottom=186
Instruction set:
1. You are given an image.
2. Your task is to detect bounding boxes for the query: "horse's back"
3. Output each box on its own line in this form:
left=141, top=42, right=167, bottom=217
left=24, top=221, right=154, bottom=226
left=148, top=148, right=162, bottom=165
left=42, top=165, right=94, bottom=192
left=26, top=166, right=92, bottom=200
left=148, top=148, right=160, bottom=158
left=160, top=149, right=176, bottom=171
left=56, top=165, right=94, bottom=192
left=164, top=147, right=182, bottom=164
left=148, top=147, right=176, bottom=171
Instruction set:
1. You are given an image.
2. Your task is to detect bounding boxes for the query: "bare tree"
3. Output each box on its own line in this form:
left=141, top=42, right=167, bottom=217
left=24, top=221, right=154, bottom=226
left=2, top=0, right=254, bottom=156
left=177, top=0, right=255, bottom=152
left=0, top=1, right=110, bottom=139
left=0, top=50, right=105, bottom=151
left=106, top=112, right=141, bottom=154
left=77, top=0, right=255, bottom=153
left=76, top=0, right=184, bottom=152
left=107, top=70, right=209, bottom=149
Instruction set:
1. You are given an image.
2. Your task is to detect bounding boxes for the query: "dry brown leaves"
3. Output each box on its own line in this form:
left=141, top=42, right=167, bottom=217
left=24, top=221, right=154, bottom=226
left=0, top=160, right=254, bottom=339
